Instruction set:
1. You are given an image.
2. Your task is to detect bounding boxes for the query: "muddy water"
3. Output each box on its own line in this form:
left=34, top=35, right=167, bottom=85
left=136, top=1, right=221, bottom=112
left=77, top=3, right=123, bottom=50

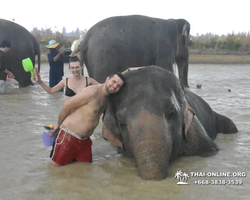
left=0, top=64, right=249, bottom=200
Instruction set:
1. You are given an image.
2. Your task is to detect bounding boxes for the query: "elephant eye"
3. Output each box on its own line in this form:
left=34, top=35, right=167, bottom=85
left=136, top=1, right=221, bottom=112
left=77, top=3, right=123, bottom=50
left=117, top=117, right=126, bottom=126
left=166, top=108, right=175, bottom=120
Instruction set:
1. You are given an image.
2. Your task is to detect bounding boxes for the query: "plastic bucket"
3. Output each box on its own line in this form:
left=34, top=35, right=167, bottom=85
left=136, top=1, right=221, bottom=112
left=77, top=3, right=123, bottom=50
left=22, top=58, right=34, bottom=77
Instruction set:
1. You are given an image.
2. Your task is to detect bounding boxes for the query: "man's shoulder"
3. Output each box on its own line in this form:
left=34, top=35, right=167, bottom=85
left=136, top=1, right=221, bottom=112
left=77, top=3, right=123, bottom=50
left=88, top=84, right=102, bottom=94
left=78, top=84, right=99, bottom=95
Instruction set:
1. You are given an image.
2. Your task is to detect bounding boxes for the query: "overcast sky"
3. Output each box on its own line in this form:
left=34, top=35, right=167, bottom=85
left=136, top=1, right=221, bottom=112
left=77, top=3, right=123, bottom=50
left=1, top=0, right=249, bottom=36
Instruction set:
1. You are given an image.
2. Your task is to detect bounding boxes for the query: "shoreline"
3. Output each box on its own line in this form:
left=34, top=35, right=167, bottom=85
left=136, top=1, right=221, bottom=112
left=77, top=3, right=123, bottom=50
left=189, top=54, right=250, bottom=64
left=40, top=53, right=250, bottom=65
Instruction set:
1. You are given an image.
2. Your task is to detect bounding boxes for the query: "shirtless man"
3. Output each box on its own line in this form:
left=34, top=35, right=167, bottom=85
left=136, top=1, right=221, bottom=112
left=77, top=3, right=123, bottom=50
left=49, top=68, right=141, bottom=166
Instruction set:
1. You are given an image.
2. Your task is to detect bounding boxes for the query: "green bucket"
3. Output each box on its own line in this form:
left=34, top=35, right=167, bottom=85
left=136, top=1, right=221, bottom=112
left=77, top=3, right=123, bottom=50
left=22, top=57, right=34, bottom=77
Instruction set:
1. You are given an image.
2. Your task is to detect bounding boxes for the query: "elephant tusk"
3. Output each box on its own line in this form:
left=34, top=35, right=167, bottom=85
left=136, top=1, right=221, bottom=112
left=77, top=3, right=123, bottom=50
left=184, top=105, right=196, bottom=139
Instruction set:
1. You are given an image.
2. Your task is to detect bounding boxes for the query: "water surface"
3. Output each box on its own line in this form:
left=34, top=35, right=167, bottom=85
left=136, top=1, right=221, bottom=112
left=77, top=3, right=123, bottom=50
left=0, top=64, right=249, bottom=200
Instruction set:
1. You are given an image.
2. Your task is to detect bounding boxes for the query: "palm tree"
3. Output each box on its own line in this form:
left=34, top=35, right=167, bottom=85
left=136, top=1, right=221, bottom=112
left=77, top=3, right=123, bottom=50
left=175, top=170, right=189, bottom=184
left=174, top=170, right=183, bottom=181
left=182, top=172, right=189, bottom=182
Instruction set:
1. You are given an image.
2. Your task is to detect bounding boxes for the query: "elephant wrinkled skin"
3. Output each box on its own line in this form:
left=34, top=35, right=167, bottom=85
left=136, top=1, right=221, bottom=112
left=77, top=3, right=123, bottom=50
left=102, top=66, right=238, bottom=180
left=80, top=15, right=191, bottom=87
left=0, top=19, right=41, bottom=87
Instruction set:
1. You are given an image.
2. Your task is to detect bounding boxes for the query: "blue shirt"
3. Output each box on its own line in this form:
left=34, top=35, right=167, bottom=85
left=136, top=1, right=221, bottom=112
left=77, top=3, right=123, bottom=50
left=47, top=52, right=64, bottom=80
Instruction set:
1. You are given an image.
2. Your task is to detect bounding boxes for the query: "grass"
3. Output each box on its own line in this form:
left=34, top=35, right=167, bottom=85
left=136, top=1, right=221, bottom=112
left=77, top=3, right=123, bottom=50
left=39, top=52, right=250, bottom=64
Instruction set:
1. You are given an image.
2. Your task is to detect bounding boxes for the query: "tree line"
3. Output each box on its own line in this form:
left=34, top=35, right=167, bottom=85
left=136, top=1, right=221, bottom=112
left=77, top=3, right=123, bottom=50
left=30, top=27, right=250, bottom=55
left=30, top=27, right=87, bottom=51
left=190, top=32, right=250, bottom=55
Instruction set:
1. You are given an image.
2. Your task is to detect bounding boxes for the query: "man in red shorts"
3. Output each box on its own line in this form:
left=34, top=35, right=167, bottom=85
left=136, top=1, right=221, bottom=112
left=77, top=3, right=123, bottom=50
left=49, top=68, right=142, bottom=166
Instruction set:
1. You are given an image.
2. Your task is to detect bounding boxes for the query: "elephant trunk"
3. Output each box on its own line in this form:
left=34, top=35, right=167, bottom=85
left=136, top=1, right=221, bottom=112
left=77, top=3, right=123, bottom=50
left=127, top=110, right=172, bottom=180
left=133, top=137, right=170, bottom=180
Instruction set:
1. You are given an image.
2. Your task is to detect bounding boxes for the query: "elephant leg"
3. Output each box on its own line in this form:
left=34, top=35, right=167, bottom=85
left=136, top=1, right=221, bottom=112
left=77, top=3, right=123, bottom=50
left=176, top=56, right=189, bottom=88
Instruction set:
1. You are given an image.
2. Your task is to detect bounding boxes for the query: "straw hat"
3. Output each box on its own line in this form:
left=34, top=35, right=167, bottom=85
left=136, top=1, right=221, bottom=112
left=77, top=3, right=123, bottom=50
left=46, top=40, right=61, bottom=49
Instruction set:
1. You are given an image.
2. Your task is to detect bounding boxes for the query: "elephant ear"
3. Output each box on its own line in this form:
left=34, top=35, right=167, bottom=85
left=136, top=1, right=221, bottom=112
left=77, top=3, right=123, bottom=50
left=102, top=123, right=123, bottom=148
left=102, top=100, right=123, bottom=148
left=182, top=22, right=190, bottom=47
left=182, top=101, right=219, bottom=156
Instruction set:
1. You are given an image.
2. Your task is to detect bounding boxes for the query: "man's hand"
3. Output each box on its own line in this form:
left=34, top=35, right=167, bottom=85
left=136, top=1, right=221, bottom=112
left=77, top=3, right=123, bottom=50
left=8, top=72, right=15, bottom=79
left=123, top=66, right=145, bottom=73
left=129, top=67, right=145, bottom=71
left=4, top=69, right=15, bottom=78
left=49, top=125, right=59, bottom=136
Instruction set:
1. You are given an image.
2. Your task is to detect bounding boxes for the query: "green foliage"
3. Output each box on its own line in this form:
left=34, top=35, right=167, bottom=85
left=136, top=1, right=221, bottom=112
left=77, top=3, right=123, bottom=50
left=30, top=27, right=86, bottom=51
left=31, top=27, right=250, bottom=55
left=190, top=32, right=250, bottom=55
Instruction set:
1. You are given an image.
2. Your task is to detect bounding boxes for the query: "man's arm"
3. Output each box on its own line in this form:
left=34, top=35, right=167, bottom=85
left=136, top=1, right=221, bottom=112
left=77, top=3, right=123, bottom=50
left=49, top=86, right=96, bottom=135
left=3, top=69, right=15, bottom=78
left=53, top=52, right=63, bottom=62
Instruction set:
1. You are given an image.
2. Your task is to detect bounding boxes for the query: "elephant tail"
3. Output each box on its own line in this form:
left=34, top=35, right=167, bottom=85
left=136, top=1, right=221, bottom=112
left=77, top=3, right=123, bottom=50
left=79, top=36, right=89, bottom=76
left=37, top=49, right=41, bottom=73
left=70, top=36, right=84, bottom=56
left=32, top=35, right=41, bottom=73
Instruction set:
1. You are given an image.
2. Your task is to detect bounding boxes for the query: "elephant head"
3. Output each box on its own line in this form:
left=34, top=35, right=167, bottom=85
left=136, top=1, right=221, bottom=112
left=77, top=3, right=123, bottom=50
left=102, top=66, right=220, bottom=180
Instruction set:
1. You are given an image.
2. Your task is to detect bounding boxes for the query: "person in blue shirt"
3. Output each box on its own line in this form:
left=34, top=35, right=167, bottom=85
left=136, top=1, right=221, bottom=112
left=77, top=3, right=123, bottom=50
left=46, top=40, right=64, bottom=88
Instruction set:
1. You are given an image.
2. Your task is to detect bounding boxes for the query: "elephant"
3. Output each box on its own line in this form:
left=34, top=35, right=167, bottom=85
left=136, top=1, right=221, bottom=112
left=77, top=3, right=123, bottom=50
left=79, top=15, right=191, bottom=87
left=0, top=19, right=41, bottom=87
left=102, top=66, right=238, bottom=180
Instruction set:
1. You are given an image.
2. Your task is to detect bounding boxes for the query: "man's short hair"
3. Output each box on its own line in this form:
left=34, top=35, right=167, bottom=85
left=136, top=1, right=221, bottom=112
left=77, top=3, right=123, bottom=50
left=0, top=40, right=11, bottom=48
left=109, top=72, right=126, bottom=83
left=69, top=55, right=81, bottom=63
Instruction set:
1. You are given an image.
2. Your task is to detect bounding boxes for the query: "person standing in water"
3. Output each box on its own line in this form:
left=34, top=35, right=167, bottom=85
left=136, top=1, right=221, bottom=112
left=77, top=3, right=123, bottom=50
left=48, top=67, right=144, bottom=166
left=37, top=55, right=99, bottom=158
left=46, top=40, right=65, bottom=88
left=0, top=40, right=15, bottom=95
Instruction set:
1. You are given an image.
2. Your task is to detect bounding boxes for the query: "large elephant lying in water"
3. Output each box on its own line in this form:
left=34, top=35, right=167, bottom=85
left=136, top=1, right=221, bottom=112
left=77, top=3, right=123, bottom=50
left=80, top=15, right=191, bottom=87
left=0, top=19, right=40, bottom=87
left=102, top=66, right=238, bottom=180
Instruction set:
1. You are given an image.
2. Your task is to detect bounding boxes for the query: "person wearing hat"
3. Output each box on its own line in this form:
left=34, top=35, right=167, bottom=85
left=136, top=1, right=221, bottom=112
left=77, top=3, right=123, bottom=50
left=46, top=40, right=65, bottom=88
left=0, top=40, right=15, bottom=94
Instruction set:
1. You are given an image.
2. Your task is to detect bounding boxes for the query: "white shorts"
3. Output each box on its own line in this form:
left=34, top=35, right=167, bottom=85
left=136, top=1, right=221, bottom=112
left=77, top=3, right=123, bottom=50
left=0, top=80, right=6, bottom=95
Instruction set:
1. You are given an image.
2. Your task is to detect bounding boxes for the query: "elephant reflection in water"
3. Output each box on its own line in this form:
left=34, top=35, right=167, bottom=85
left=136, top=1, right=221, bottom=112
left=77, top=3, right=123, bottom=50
left=102, top=66, right=238, bottom=180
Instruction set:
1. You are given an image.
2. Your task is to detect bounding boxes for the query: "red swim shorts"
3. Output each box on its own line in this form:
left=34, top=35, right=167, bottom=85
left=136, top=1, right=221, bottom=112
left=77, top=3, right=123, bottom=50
left=51, top=129, right=92, bottom=165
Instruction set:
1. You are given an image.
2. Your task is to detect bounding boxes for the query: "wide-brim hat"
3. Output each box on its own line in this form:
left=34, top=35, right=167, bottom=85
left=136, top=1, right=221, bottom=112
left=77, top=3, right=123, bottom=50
left=46, top=40, right=61, bottom=49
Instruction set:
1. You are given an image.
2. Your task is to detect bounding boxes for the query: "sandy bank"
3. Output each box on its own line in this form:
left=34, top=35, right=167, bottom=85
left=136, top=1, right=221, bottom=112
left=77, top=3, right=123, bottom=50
left=39, top=53, right=250, bottom=65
